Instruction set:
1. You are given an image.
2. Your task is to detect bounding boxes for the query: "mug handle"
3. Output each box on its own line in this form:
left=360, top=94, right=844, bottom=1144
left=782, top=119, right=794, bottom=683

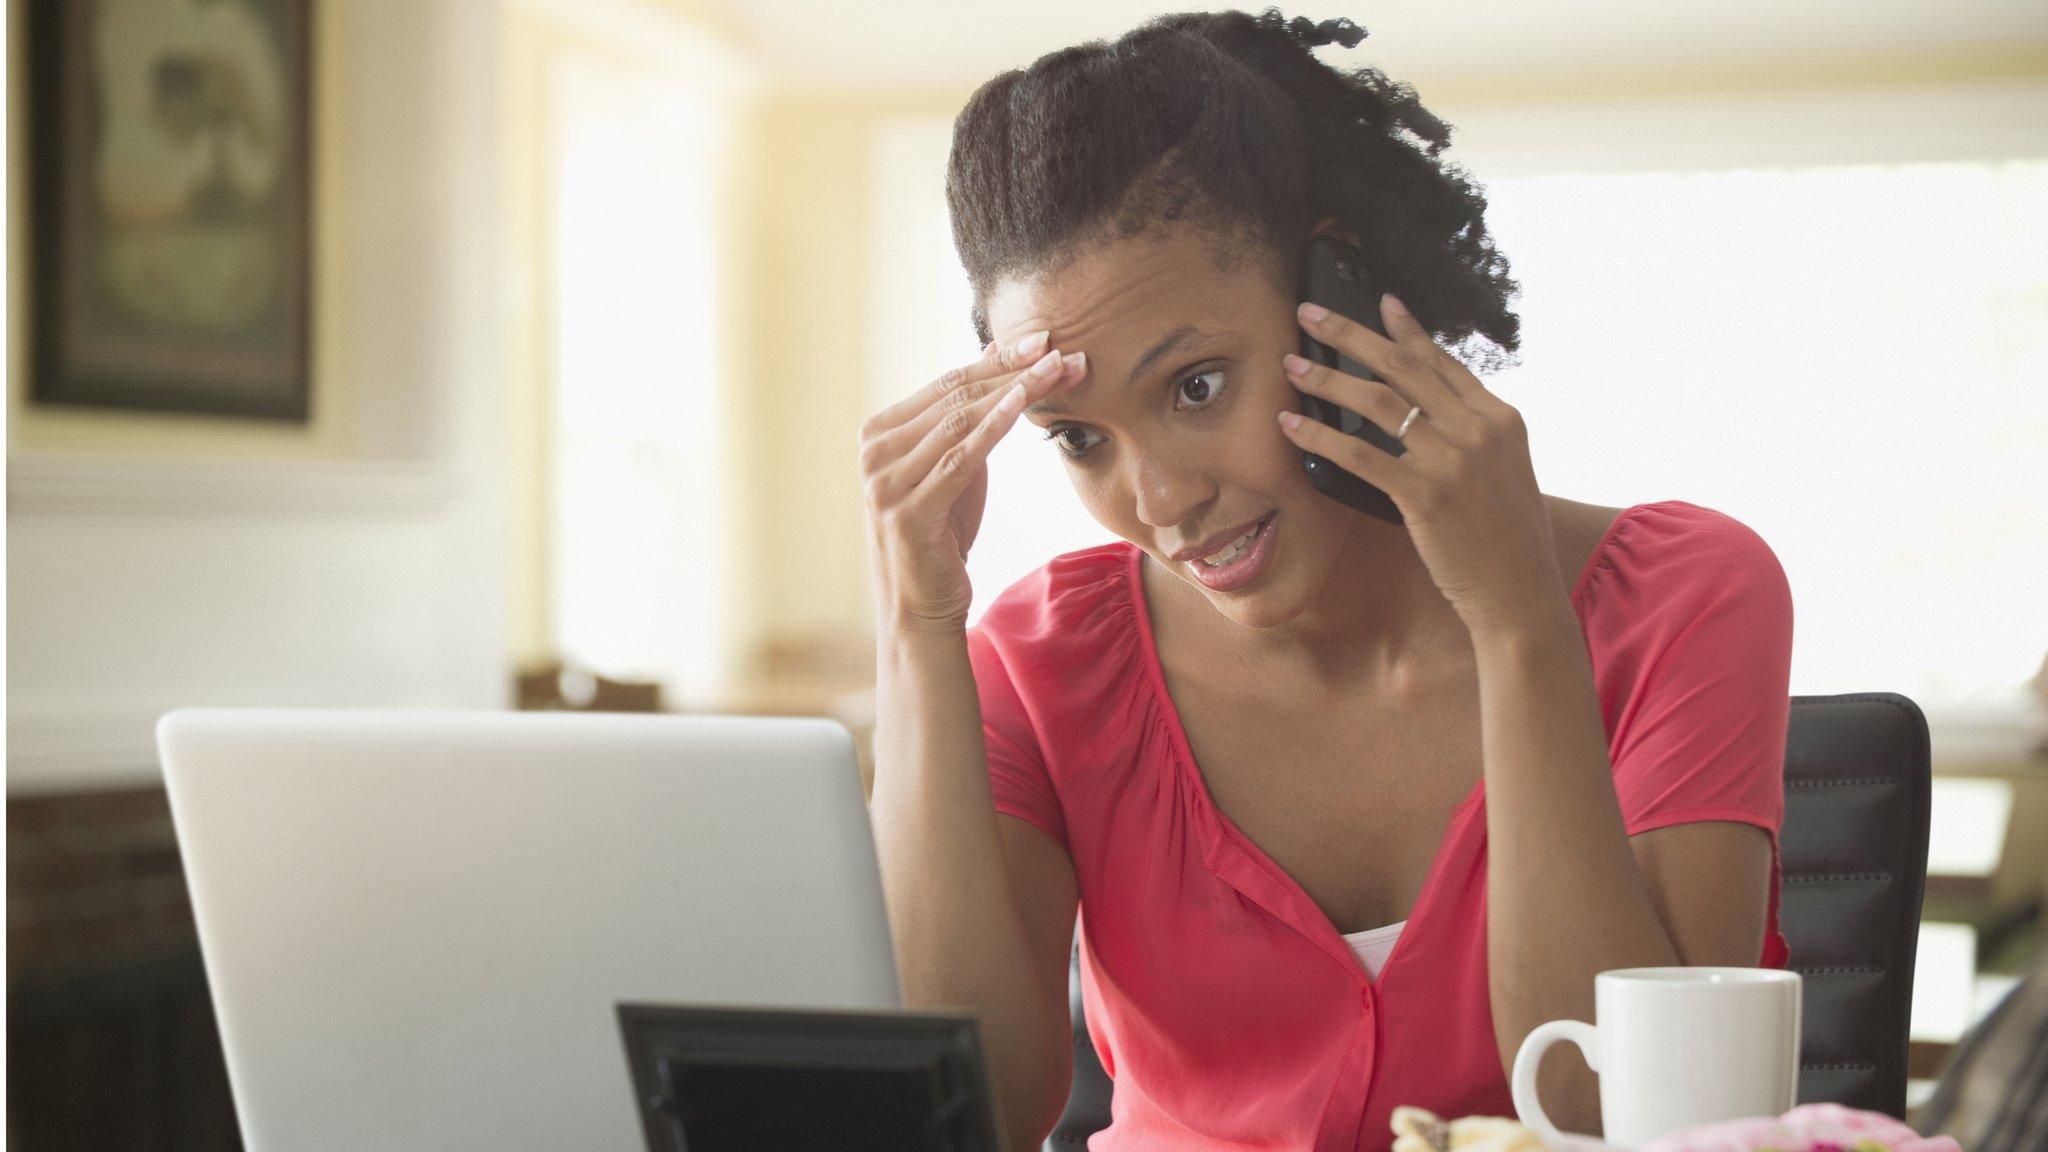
left=1511, top=1019, right=1601, bottom=1147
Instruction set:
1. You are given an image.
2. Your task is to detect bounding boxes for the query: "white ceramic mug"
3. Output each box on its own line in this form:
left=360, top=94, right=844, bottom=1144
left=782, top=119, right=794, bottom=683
left=1510, top=967, right=1801, bottom=1148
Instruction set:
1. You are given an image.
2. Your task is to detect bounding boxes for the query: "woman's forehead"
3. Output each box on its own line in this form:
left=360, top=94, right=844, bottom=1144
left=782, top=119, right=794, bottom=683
left=985, top=230, right=1277, bottom=355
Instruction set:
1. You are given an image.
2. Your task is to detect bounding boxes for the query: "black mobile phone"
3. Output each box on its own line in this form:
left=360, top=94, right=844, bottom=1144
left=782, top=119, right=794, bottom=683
left=1295, top=234, right=1406, bottom=525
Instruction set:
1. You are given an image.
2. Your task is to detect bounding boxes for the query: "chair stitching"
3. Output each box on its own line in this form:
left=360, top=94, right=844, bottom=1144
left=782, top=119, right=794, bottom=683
left=1782, top=872, right=1894, bottom=884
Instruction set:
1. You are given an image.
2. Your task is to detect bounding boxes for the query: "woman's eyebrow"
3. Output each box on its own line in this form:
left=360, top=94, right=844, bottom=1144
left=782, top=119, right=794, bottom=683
left=1026, top=323, right=1218, bottom=417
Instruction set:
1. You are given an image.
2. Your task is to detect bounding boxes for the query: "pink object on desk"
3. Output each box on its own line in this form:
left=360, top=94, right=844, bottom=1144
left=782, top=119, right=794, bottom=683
left=1638, top=1103, right=1962, bottom=1152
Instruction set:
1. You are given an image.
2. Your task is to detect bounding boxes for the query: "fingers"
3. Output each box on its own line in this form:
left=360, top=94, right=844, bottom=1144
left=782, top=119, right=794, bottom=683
left=1297, top=298, right=1464, bottom=416
left=909, top=353, right=1082, bottom=510
left=857, top=332, right=1054, bottom=478
left=861, top=329, right=1051, bottom=440
left=1277, top=406, right=1408, bottom=500
left=876, top=342, right=1064, bottom=459
left=1373, top=294, right=1462, bottom=375
left=1283, top=352, right=1429, bottom=449
left=864, top=345, right=1074, bottom=484
left=1373, top=293, right=1493, bottom=406
left=885, top=350, right=1081, bottom=502
left=1375, top=295, right=1518, bottom=427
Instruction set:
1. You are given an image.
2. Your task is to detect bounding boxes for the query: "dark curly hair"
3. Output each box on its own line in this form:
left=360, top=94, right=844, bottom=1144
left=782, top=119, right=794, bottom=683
left=944, top=8, right=1522, bottom=373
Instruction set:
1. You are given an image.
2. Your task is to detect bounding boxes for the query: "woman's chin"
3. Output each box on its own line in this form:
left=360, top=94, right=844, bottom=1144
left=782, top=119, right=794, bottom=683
left=1191, top=567, right=1299, bottom=630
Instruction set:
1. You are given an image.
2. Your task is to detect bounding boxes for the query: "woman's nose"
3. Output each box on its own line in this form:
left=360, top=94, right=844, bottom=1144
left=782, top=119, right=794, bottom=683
left=1129, top=452, right=1214, bottom=530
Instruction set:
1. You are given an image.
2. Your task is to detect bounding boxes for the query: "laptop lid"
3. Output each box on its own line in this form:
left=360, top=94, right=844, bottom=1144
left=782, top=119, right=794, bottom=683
left=158, top=707, right=900, bottom=1152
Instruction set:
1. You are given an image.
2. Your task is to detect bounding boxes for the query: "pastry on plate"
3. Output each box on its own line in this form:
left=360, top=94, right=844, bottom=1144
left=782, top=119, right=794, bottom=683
left=1390, top=1105, right=1609, bottom=1152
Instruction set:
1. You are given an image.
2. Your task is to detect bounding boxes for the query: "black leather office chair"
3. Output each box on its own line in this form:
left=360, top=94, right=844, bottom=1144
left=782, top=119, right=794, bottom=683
left=1779, top=692, right=1931, bottom=1115
left=1045, top=692, right=1932, bottom=1149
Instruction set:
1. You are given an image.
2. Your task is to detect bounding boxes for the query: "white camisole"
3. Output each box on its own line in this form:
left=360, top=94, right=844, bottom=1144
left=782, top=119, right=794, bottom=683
left=1342, top=920, right=1406, bottom=980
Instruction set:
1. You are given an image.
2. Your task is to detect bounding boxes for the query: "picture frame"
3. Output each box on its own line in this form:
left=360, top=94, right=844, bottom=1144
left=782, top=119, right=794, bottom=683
left=615, top=1002, right=1003, bottom=1152
left=30, top=0, right=313, bottom=421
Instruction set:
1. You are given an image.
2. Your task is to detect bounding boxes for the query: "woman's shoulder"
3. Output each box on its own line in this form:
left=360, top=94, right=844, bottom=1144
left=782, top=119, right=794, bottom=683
left=970, top=539, right=1140, bottom=651
left=1580, top=499, right=1792, bottom=636
left=965, top=541, right=1158, bottom=787
left=1609, top=499, right=1785, bottom=580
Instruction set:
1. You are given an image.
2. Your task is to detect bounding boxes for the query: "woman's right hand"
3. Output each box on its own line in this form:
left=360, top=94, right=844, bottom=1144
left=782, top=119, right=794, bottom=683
left=859, top=330, right=1086, bottom=634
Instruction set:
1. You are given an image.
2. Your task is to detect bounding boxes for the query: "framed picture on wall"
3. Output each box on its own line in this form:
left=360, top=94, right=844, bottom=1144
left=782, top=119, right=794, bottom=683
left=30, top=0, right=313, bottom=422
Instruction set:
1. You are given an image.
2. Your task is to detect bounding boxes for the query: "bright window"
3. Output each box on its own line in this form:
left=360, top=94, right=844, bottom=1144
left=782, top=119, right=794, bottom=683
left=1480, top=160, right=2048, bottom=709
left=551, top=55, right=731, bottom=704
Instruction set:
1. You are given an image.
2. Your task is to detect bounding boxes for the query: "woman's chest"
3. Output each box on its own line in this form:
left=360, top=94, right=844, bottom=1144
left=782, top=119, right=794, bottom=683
left=1164, top=666, right=1486, bottom=937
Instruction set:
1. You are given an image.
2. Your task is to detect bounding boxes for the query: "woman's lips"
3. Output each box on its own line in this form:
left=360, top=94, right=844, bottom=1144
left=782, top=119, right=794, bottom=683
left=1186, top=511, right=1277, bottom=593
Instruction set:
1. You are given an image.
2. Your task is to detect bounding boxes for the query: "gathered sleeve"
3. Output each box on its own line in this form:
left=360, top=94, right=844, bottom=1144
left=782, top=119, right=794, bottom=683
left=965, top=623, right=1069, bottom=850
left=1602, top=510, right=1796, bottom=839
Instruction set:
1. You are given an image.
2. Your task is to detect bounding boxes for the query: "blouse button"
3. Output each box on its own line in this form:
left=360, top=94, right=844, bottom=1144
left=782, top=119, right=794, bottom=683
left=1359, top=984, right=1373, bottom=1009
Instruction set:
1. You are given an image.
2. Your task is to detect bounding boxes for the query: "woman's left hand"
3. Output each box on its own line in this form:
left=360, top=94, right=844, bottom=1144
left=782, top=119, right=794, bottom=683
left=1277, top=293, right=1567, bottom=638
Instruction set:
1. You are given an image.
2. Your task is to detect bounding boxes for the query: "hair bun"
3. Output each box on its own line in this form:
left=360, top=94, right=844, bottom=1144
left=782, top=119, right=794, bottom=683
left=1283, top=14, right=1368, bottom=50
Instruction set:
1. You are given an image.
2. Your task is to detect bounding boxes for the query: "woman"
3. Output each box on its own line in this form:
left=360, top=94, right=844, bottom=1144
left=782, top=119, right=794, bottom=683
left=859, top=10, right=1793, bottom=1152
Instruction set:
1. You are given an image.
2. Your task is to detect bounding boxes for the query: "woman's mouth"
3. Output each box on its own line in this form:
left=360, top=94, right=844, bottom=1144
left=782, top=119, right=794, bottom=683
left=1186, top=511, right=1278, bottom=593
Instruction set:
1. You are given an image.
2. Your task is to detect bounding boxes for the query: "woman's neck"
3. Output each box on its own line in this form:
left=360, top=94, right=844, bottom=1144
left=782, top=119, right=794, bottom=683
left=1146, top=516, right=1470, bottom=700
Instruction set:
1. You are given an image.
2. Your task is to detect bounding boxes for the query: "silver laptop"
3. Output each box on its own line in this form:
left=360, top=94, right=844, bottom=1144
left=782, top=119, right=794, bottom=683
left=157, top=707, right=902, bottom=1152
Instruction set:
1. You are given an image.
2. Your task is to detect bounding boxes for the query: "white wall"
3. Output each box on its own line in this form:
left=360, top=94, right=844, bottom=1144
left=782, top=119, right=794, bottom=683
left=6, top=0, right=512, bottom=793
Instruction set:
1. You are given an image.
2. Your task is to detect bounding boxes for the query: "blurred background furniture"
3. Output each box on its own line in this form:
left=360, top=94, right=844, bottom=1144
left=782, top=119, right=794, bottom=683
left=515, top=659, right=666, bottom=712
left=1906, top=716, right=2048, bottom=1091
left=8, top=789, right=243, bottom=1152
left=1914, top=946, right=2048, bottom=1152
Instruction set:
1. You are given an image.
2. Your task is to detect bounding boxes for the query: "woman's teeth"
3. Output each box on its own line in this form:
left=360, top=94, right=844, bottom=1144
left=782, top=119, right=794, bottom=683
left=1200, top=521, right=1261, bottom=567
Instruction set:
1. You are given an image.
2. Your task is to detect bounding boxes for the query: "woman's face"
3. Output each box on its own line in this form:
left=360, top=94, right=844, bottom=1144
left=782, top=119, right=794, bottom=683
left=986, top=225, right=1363, bottom=631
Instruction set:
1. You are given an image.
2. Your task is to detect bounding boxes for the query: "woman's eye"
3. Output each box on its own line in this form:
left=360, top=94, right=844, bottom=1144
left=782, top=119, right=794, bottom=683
left=1041, top=367, right=1229, bottom=461
left=1176, top=369, right=1228, bottom=410
left=1041, top=424, right=1100, bottom=459
left=1040, top=424, right=1105, bottom=455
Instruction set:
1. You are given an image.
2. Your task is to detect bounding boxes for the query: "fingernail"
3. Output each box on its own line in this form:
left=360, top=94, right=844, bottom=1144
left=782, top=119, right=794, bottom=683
left=1015, top=330, right=1050, bottom=358
left=1282, top=353, right=1311, bottom=376
left=1279, top=411, right=1302, bottom=431
left=1062, top=351, right=1086, bottom=377
left=1031, top=349, right=1063, bottom=377
left=1298, top=302, right=1330, bottom=324
left=1381, top=293, right=1409, bottom=320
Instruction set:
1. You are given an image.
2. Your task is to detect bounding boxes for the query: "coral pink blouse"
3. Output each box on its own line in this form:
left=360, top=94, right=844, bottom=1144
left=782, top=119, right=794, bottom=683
left=963, top=500, right=1795, bottom=1152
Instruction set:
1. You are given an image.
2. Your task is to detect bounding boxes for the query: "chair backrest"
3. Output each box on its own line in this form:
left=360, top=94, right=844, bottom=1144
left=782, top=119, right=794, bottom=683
left=1779, top=691, right=1931, bottom=1116
left=1046, top=692, right=1932, bottom=1149
left=1049, top=946, right=1112, bottom=1152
